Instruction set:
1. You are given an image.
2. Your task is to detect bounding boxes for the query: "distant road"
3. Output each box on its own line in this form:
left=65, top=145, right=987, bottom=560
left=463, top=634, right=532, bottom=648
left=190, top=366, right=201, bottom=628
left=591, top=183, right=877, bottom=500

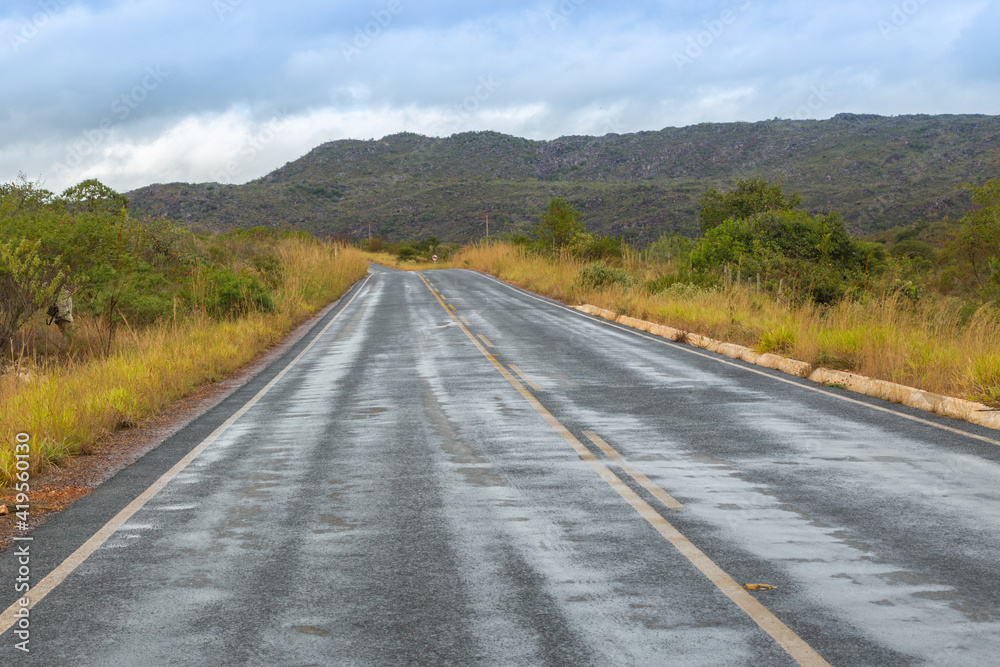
left=3, top=265, right=1000, bottom=665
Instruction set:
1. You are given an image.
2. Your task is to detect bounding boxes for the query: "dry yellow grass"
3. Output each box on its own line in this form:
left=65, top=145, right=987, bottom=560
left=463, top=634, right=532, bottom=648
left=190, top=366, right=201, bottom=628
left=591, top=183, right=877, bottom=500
left=0, top=240, right=368, bottom=485
left=448, top=242, right=1000, bottom=407
left=360, top=250, right=440, bottom=271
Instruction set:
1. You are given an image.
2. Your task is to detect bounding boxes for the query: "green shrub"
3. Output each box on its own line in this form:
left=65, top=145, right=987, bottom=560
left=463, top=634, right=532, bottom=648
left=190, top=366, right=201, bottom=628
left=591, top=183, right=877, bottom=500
left=0, top=238, right=65, bottom=342
left=250, top=254, right=284, bottom=289
left=396, top=245, right=418, bottom=261
left=645, top=274, right=679, bottom=294
left=690, top=209, right=886, bottom=304
left=92, top=268, right=177, bottom=326
left=582, top=235, right=621, bottom=260
left=578, top=261, right=635, bottom=290
left=198, top=267, right=274, bottom=318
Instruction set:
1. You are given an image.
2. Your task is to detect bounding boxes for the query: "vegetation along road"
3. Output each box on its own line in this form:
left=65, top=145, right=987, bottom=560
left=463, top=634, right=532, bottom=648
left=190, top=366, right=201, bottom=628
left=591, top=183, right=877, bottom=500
left=3, top=265, right=1000, bottom=665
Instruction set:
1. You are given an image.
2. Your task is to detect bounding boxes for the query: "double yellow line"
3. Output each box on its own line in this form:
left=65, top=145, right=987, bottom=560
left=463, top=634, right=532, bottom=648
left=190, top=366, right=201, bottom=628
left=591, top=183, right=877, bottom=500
left=418, top=273, right=830, bottom=667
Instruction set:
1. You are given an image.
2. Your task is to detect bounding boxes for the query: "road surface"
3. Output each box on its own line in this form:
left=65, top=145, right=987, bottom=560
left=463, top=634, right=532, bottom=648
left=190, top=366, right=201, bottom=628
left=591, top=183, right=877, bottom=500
left=3, top=266, right=1000, bottom=665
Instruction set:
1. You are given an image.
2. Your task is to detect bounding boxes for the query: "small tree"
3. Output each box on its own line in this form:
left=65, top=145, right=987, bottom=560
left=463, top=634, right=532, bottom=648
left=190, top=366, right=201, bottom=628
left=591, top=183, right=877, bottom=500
left=698, top=177, right=802, bottom=234
left=61, top=179, right=129, bottom=214
left=96, top=209, right=148, bottom=352
left=0, top=238, right=66, bottom=345
left=0, top=172, right=54, bottom=218
left=943, top=179, right=1000, bottom=298
left=536, top=198, right=585, bottom=249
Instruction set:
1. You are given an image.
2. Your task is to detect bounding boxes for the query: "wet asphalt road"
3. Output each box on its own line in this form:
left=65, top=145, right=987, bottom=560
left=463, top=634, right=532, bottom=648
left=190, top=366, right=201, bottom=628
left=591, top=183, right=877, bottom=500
left=3, top=265, right=1000, bottom=666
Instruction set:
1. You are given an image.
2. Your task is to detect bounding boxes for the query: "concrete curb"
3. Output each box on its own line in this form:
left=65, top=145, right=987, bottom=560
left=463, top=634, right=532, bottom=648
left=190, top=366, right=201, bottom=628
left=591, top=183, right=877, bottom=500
left=576, top=304, right=1000, bottom=432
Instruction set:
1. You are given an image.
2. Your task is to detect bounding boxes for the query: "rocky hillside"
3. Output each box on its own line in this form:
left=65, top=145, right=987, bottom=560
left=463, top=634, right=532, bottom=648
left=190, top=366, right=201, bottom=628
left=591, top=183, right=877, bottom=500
left=128, top=113, right=1000, bottom=243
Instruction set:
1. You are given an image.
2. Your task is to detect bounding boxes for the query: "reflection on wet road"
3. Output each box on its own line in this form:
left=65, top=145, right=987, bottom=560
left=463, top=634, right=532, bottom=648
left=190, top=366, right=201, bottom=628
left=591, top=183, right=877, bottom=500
left=3, top=266, right=1000, bottom=666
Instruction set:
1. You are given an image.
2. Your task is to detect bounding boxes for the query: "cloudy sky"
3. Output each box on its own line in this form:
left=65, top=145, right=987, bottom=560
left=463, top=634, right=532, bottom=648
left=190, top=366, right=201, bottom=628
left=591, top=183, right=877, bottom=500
left=2, top=0, right=997, bottom=193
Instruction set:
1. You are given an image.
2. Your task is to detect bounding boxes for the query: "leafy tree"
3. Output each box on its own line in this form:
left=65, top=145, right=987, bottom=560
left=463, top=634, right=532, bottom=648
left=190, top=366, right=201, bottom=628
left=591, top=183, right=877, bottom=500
left=0, top=172, right=54, bottom=218
left=0, top=238, right=66, bottom=343
left=690, top=208, right=886, bottom=303
left=698, top=177, right=802, bottom=234
left=942, top=179, right=1000, bottom=299
left=535, top=198, right=585, bottom=249
left=61, top=179, right=129, bottom=214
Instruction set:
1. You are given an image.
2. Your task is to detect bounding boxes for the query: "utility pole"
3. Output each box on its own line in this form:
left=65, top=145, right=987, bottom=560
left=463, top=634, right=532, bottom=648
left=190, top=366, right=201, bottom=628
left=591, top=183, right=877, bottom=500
left=368, top=220, right=371, bottom=243
left=486, top=212, right=489, bottom=242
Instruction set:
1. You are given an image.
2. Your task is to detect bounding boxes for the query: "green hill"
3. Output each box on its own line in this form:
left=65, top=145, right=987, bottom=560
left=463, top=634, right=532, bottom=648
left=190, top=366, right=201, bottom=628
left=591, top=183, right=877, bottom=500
left=127, top=113, right=1000, bottom=243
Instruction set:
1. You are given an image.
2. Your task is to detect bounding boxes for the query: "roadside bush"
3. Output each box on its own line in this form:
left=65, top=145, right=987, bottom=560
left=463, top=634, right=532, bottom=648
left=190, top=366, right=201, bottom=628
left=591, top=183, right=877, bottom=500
left=250, top=254, right=284, bottom=289
left=581, top=235, right=621, bottom=260
left=690, top=209, right=887, bottom=304
left=193, top=267, right=274, bottom=318
left=578, top=261, right=635, bottom=290
left=396, top=245, right=418, bottom=261
left=645, top=274, right=682, bottom=294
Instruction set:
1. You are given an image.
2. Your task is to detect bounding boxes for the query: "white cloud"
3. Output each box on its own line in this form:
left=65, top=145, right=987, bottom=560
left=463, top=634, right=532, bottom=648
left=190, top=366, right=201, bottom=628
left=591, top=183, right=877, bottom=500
left=1, top=0, right=998, bottom=192
left=14, top=102, right=565, bottom=192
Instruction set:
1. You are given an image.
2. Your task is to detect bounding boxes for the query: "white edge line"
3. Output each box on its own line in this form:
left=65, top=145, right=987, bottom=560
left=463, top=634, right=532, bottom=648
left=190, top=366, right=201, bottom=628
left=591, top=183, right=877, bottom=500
left=474, top=272, right=1000, bottom=449
left=421, top=273, right=829, bottom=666
left=0, top=275, right=372, bottom=633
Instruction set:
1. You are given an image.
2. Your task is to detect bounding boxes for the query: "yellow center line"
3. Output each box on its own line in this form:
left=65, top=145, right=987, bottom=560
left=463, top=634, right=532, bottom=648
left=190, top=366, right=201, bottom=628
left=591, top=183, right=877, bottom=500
left=478, top=334, right=495, bottom=348
left=509, top=363, right=544, bottom=392
left=583, top=431, right=685, bottom=511
left=417, top=273, right=830, bottom=667
left=459, top=316, right=471, bottom=326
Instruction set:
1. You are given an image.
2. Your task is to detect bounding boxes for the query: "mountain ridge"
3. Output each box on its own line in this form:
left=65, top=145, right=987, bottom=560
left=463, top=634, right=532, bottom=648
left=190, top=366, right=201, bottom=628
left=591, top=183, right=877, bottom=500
left=127, top=113, right=1000, bottom=242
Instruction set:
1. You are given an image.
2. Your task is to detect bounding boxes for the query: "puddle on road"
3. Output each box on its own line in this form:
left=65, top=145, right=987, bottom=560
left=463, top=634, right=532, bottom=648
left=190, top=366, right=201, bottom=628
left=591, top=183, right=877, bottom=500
left=317, top=513, right=362, bottom=530
left=687, top=454, right=731, bottom=466
left=350, top=406, right=389, bottom=419
left=421, top=378, right=484, bottom=465
left=877, top=570, right=942, bottom=586
left=456, top=467, right=506, bottom=487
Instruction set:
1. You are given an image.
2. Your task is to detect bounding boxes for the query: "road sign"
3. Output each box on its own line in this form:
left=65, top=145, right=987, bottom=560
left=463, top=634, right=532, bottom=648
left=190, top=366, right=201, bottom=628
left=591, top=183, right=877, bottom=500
left=432, top=254, right=439, bottom=263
